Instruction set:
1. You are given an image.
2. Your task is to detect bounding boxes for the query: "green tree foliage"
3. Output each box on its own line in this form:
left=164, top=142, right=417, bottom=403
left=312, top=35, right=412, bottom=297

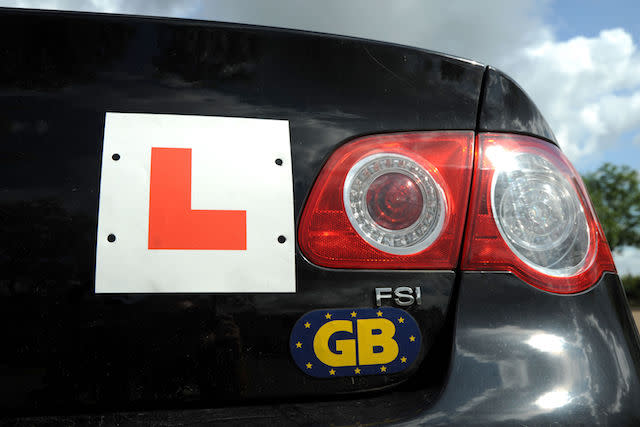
left=621, top=275, right=640, bottom=306
left=582, top=163, right=640, bottom=253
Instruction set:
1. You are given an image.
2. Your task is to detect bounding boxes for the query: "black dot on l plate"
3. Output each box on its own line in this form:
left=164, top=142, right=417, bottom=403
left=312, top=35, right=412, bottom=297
left=107, top=234, right=116, bottom=243
left=275, top=158, right=283, bottom=166
left=277, top=235, right=286, bottom=244
left=112, top=153, right=120, bottom=161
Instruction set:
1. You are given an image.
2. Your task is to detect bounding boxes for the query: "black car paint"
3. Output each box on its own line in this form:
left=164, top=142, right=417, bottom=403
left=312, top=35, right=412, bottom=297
left=7, top=274, right=640, bottom=425
left=478, top=67, right=557, bottom=144
left=0, top=8, right=479, bottom=413
left=1, top=7, right=639, bottom=425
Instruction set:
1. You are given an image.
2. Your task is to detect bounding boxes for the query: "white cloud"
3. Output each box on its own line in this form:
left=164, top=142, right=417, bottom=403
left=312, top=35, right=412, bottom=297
left=504, top=28, right=640, bottom=165
left=613, top=246, right=640, bottom=276
left=10, top=0, right=200, bottom=16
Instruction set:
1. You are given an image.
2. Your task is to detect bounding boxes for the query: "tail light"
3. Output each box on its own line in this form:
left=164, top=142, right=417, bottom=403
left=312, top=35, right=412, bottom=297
left=298, top=131, right=614, bottom=293
left=344, top=153, right=446, bottom=255
left=298, top=131, right=474, bottom=269
left=462, top=133, right=615, bottom=293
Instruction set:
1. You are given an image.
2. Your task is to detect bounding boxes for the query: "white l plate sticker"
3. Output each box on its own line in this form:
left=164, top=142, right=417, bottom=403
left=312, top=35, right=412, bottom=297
left=95, top=113, right=295, bottom=293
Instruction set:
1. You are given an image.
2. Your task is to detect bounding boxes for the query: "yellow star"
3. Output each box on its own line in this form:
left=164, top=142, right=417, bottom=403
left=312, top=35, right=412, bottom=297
left=380, top=366, right=387, bottom=372
left=325, top=313, right=332, bottom=320
left=329, top=369, right=336, bottom=375
left=376, top=310, right=383, bottom=317
left=351, top=311, right=357, bottom=317
left=401, top=356, right=407, bottom=363
left=398, top=317, right=404, bottom=323
left=295, top=341, right=302, bottom=349
left=306, top=362, right=312, bottom=369
left=354, top=367, right=361, bottom=374
left=304, top=322, right=311, bottom=328
left=409, top=335, right=416, bottom=342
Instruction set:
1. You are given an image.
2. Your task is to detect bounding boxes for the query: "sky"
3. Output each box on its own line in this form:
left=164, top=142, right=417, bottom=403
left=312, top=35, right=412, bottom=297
left=2, top=0, right=640, bottom=273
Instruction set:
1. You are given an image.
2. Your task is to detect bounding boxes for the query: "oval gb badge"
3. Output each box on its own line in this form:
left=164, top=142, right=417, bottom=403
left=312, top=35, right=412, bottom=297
left=289, top=307, right=421, bottom=378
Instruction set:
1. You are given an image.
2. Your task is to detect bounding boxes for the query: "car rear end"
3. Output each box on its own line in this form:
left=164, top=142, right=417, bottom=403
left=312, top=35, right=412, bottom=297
left=1, top=8, right=639, bottom=425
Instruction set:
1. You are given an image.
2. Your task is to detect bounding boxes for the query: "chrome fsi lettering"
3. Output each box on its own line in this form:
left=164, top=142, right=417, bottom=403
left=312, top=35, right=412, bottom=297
left=375, top=286, right=422, bottom=307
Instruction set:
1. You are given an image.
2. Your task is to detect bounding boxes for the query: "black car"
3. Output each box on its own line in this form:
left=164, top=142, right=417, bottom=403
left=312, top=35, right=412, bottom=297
left=1, top=7, right=639, bottom=426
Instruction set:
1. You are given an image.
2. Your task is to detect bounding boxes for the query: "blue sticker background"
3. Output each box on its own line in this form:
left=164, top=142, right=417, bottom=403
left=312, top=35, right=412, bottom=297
left=290, top=307, right=421, bottom=378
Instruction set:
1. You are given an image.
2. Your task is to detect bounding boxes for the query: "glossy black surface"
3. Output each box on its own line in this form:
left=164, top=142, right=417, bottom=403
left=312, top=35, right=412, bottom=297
left=3, top=7, right=639, bottom=425
left=419, top=272, right=640, bottom=425
left=7, top=273, right=639, bottom=425
left=479, top=67, right=557, bottom=143
left=0, top=8, right=482, bottom=414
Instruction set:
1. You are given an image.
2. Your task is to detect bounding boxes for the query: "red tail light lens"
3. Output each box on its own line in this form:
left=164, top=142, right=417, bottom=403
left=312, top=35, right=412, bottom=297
left=366, top=172, right=424, bottom=230
left=298, top=131, right=474, bottom=269
left=462, top=133, right=615, bottom=293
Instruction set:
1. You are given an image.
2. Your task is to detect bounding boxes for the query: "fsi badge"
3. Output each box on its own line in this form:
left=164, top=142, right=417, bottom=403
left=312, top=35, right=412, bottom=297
left=290, top=307, right=421, bottom=378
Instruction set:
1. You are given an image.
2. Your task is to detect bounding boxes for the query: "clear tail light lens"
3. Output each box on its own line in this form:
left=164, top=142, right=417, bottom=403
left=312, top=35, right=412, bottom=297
left=492, top=150, right=589, bottom=276
left=344, top=153, right=446, bottom=255
left=462, top=133, right=615, bottom=293
left=298, top=131, right=474, bottom=269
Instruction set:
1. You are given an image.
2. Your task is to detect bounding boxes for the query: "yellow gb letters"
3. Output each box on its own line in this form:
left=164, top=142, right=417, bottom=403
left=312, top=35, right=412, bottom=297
left=357, top=318, right=399, bottom=365
left=313, top=320, right=357, bottom=367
